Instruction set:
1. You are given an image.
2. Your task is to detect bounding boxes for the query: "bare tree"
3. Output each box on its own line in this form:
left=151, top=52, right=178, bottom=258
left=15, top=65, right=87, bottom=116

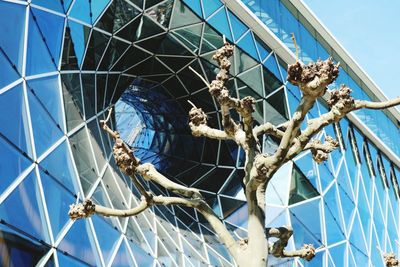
left=69, top=39, right=400, bottom=266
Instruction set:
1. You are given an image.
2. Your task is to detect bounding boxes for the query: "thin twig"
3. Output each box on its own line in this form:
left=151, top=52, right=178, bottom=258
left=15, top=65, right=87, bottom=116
left=291, top=33, right=299, bottom=61
left=189, top=66, right=210, bottom=88
left=187, top=100, right=197, bottom=109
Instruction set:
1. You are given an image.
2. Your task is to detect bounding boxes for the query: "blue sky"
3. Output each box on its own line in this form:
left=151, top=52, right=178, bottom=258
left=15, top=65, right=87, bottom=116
left=303, top=0, right=400, bottom=100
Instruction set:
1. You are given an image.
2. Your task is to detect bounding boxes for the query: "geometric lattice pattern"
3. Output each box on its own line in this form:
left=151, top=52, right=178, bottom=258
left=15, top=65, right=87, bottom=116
left=0, top=0, right=398, bottom=266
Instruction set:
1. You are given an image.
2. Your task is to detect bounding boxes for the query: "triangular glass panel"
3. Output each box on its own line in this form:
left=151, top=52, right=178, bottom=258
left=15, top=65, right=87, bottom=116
left=82, top=29, right=110, bottom=70
left=0, top=136, right=31, bottom=195
left=69, top=0, right=91, bottom=25
left=91, top=182, right=121, bottom=229
left=158, top=56, right=194, bottom=72
left=237, top=65, right=263, bottom=96
left=219, top=196, right=246, bottom=219
left=234, top=47, right=258, bottom=75
left=323, top=183, right=344, bottom=234
left=329, top=243, right=347, bottom=267
left=318, top=161, right=334, bottom=193
left=98, top=38, right=129, bottom=71
left=27, top=88, right=63, bottom=157
left=31, top=8, right=64, bottom=66
left=112, top=45, right=152, bottom=71
left=32, top=0, right=64, bottom=13
left=170, top=0, right=201, bottom=29
left=27, top=75, right=64, bottom=132
left=338, top=183, right=355, bottom=233
left=80, top=74, right=96, bottom=119
left=58, top=220, right=100, bottom=266
left=294, top=154, right=319, bottom=191
left=91, top=215, right=121, bottom=265
left=69, top=127, right=98, bottom=195
left=227, top=11, right=247, bottom=42
left=0, top=1, right=26, bottom=72
left=323, top=199, right=345, bottom=245
left=39, top=170, right=75, bottom=240
left=263, top=65, right=283, bottom=95
left=134, top=16, right=165, bottom=42
left=195, top=168, right=233, bottom=193
left=111, top=239, right=137, bottom=266
left=128, top=239, right=154, bottom=267
left=254, top=35, right=271, bottom=62
left=172, top=23, right=203, bottom=53
left=289, top=198, right=323, bottom=247
left=289, top=164, right=319, bottom=205
left=336, top=161, right=354, bottom=201
left=115, top=16, right=142, bottom=42
left=61, top=73, right=84, bottom=131
left=200, top=24, right=223, bottom=54
left=207, top=7, right=233, bottom=42
left=91, top=0, right=110, bottom=23
left=0, top=49, right=20, bottom=89
left=40, top=141, right=77, bottom=192
left=224, top=202, right=248, bottom=229
left=96, top=0, right=141, bottom=33
left=0, top=170, right=50, bottom=243
left=349, top=243, right=368, bottom=267
left=146, top=0, right=174, bottom=28
left=265, top=206, right=287, bottom=226
left=202, top=0, right=222, bottom=19
left=265, top=89, right=289, bottom=126
left=268, top=162, right=292, bottom=205
left=349, top=213, right=368, bottom=256
left=26, top=11, right=57, bottom=76
left=62, top=20, right=91, bottom=69
left=237, top=31, right=258, bottom=60
left=263, top=53, right=283, bottom=82
left=182, top=0, right=202, bottom=18
left=126, top=56, right=172, bottom=76
left=0, top=84, right=32, bottom=156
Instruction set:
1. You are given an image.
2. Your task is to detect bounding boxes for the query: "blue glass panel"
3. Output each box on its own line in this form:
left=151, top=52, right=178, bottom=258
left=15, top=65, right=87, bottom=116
left=32, top=0, right=64, bottom=13
left=69, top=0, right=91, bottom=25
left=0, top=224, right=49, bottom=266
left=236, top=31, right=258, bottom=60
left=27, top=89, right=63, bottom=157
left=27, top=75, right=64, bottom=131
left=323, top=184, right=345, bottom=244
left=202, top=0, right=222, bottom=19
left=0, top=136, right=31, bottom=195
left=254, top=38, right=271, bottom=62
left=227, top=11, right=247, bottom=41
left=91, top=0, right=110, bottom=23
left=57, top=251, right=89, bottom=267
left=68, top=20, right=91, bottom=67
left=91, top=216, right=120, bottom=264
left=31, top=8, right=65, bottom=66
left=289, top=198, right=323, bottom=247
left=0, top=50, right=20, bottom=89
left=182, top=0, right=202, bottom=19
left=111, top=240, right=136, bottom=266
left=40, top=170, right=75, bottom=239
left=0, top=170, right=50, bottom=242
left=349, top=214, right=368, bottom=256
left=63, top=0, right=74, bottom=12
left=0, top=1, right=25, bottom=72
left=58, top=220, right=100, bottom=266
left=40, top=141, right=77, bottom=192
left=263, top=54, right=282, bottom=82
left=329, top=243, right=346, bottom=267
left=0, top=84, right=32, bottom=156
left=129, top=240, right=154, bottom=267
left=207, top=8, right=233, bottom=42
left=26, top=12, right=57, bottom=76
left=294, top=155, right=319, bottom=192
left=337, top=183, right=355, bottom=233
left=318, top=162, right=334, bottom=192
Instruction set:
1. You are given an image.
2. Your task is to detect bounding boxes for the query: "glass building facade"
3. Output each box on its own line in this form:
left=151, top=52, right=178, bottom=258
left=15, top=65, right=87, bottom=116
left=0, top=0, right=398, bottom=266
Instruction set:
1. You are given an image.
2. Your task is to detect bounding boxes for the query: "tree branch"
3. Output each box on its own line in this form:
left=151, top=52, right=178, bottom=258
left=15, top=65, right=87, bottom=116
left=253, top=122, right=284, bottom=139
left=304, top=135, right=339, bottom=163
left=188, top=101, right=231, bottom=141
left=266, top=226, right=315, bottom=261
